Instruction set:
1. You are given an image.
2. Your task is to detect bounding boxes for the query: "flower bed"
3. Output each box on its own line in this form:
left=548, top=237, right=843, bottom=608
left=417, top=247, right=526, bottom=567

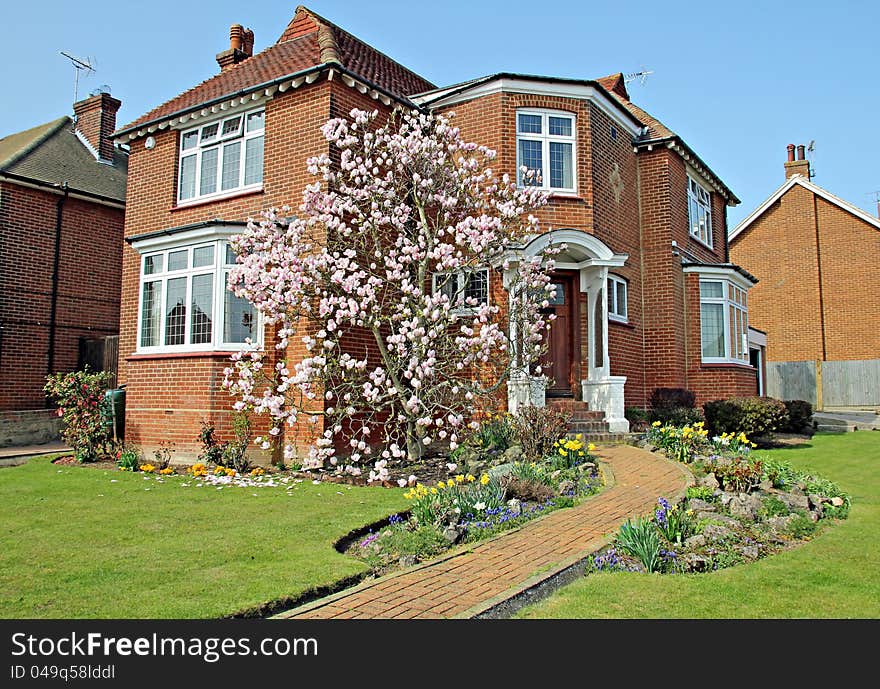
left=591, top=424, right=851, bottom=575
left=346, top=433, right=605, bottom=577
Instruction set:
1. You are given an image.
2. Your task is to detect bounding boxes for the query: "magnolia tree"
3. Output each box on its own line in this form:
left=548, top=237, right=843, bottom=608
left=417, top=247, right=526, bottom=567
left=224, top=107, right=559, bottom=479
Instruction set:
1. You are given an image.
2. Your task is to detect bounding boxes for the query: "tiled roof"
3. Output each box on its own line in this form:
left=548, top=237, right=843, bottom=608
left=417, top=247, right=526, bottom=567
left=0, top=117, right=127, bottom=202
left=597, top=73, right=674, bottom=140
left=120, top=5, right=435, bottom=132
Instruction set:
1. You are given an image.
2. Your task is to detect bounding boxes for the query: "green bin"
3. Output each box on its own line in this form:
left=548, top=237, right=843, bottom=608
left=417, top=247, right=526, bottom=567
left=105, top=387, right=126, bottom=442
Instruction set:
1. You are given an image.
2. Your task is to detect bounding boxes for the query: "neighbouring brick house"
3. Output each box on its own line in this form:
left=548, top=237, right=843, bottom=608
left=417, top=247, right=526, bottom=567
left=729, top=145, right=880, bottom=406
left=0, top=92, right=126, bottom=446
left=114, top=5, right=757, bottom=462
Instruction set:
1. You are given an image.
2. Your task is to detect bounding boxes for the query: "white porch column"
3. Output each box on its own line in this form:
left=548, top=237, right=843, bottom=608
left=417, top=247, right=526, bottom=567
left=579, top=266, right=629, bottom=433
left=503, top=263, right=546, bottom=413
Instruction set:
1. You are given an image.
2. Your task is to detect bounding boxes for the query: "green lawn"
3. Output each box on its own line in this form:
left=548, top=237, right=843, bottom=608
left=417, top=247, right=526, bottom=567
left=0, top=457, right=406, bottom=618
left=517, top=432, right=880, bottom=618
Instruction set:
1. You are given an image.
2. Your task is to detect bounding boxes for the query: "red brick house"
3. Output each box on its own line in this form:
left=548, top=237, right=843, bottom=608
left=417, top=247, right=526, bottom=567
left=0, top=92, right=126, bottom=446
left=729, top=145, right=880, bottom=406
left=114, top=5, right=757, bottom=461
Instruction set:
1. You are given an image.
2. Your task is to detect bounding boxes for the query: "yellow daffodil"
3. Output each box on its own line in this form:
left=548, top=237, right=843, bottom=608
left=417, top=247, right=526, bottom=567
left=480, top=474, right=490, bottom=485
left=652, top=421, right=662, bottom=427
left=588, top=443, right=597, bottom=452
left=466, top=474, right=476, bottom=482
left=455, top=474, right=464, bottom=484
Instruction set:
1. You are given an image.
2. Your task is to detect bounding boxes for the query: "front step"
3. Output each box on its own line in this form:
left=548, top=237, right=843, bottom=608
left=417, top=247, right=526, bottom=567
left=548, top=398, right=613, bottom=439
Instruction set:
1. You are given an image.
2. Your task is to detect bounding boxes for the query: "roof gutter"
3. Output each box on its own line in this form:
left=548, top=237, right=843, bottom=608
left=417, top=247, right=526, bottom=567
left=0, top=171, right=125, bottom=208
left=125, top=219, right=248, bottom=245
left=114, top=62, right=422, bottom=141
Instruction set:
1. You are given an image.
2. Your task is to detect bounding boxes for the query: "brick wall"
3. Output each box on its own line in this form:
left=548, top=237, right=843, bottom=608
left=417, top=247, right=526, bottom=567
left=0, top=182, right=123, bottom=412
left=731, top=181, right=880, bottom=362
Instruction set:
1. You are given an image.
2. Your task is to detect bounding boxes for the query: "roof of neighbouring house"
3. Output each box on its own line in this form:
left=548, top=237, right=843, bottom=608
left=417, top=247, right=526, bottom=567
left=729, top=173, right=880, bottom=242
left=0, top=116, right=127, bottom=203
left=117, top=5, right=436, bottom=135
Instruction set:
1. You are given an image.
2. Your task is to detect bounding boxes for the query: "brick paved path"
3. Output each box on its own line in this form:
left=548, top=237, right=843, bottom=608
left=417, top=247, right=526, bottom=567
left=275, top=445, right=691, bottom=619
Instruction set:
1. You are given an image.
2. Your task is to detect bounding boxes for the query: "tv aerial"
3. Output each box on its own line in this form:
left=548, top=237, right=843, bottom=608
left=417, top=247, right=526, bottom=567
left=806, top=140, right=816, bottom=178
left=624, top=70, right=654, bottom=86
left=60, top=51, right=96, bottom=105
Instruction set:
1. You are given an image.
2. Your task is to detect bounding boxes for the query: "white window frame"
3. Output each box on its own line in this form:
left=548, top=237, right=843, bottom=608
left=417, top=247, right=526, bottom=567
left=515, top=109, right=577, bottom=193
left=699, top=278, right=749, bottom=364
left=177, top=107, right=264, bottom=205
left=687, top=174, right=713, bottom=247
left=607, top=274, right=628, bottom=323
left=431, top=268, right=490, bottom=315
left=136, top=238, right=262, bottom=354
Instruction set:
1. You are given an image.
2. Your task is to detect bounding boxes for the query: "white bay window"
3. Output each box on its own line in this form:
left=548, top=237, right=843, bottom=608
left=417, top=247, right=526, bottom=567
left=137, top=238, right=259, bottom=352
left=699, top=278, right=749, bottom=364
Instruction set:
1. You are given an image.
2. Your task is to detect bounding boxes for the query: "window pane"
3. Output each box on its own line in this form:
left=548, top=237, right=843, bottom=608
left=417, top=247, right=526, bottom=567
left=200, top=147, right=219, bottom=195
left=140, top=281, right=161, bottom=347
left=200, top=123, right=219, bottom=142
left=246, top=110, right=265, bottom=132
left=244, top=135, right=263, bottom=185
left=548, top=282, right=565, bottom=306
left=464, top=270, right=488, bottom=305
left=224, top=274, right=256, bottom=343
left=222, top=116, right=242, bottom=137
left=549, top=142, right=573, bottom=188
left=548, top=116, right=572, bottom=136
left=607, top=284, right=614, bottom=313
left=616, top=280, right=627, bottom=319
left=168, top=250, right=188, bottom=271
left=517, top=114, right=541, bottom=134
left=193, top=245, right=215, bottom=268
left=225, top=244, right=238, bottom=265
left=191, top=274, right=213, bottom=345
left=221, top=141, right=241, bottom=191
left=182, top=131, right=198, bottom=150
left=143, top=254, right=163, bottom=275
left=179, top=155, right=197, bottom=201
left=701, top=303, right=724, bottom=358
left=518, top=139, right=542, bottom=186
left=700, top=281, right=724, bottom=299
left=165, top=277, right=187, bottom=346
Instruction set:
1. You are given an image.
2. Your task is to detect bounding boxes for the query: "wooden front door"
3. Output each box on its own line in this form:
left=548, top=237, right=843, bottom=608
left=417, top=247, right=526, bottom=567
left=540, top=275, right=576, bottom=397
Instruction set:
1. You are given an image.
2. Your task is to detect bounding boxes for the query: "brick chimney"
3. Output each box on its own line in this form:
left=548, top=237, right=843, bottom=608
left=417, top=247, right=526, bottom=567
left=216, top=24, right=254, bottom=71
left=784, top=142, right=811, bottom=180
left=72, top=89, right=121, bottom=162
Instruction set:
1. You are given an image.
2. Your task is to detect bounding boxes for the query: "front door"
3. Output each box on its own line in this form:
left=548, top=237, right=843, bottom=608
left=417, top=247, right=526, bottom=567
left=539, top=275, right=576, bottom=397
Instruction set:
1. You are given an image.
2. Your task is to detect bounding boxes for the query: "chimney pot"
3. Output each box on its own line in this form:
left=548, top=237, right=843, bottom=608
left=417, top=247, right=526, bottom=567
left=229, top=24, right=244, bottom=51
left=796, top=144, right=805, bottom=161
left=242, top=28, right=254, bottom=57
left=786, top=144, right=796, bottom=162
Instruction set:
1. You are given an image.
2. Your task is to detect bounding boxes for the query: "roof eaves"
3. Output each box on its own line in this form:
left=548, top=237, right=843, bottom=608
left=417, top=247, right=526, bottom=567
left=681, top=260, right=758, bottom=285
left=126, top=219, right=248, bottom=244
left=0, top=117, right=70, bottom=171
left=0, top=170, right=125, bottom=206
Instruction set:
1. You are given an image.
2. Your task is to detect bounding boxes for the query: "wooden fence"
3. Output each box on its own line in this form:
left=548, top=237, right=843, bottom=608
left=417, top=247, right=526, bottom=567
left=78, top=335, right=119, bottom=389
left=766, top=358, right=880, bottom=408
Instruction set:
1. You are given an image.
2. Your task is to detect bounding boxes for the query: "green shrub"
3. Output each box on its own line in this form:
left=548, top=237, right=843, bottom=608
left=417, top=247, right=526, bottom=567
left=44, top=368, right=115, bottom=463
left=762, top=457, right=800, bottom=489
left=760, top=495, right=790, bottom=518
left=115, top=446, right=140, bottom=472
left=702, top=396, right=789, bottom=437
left=686, top=486, right=716, bottom=501
left=615, top=517, right=661, bottom=573
left=785, top=512, right=818, bottom=539
left=715, top=456, right=764, bottom=493
left=625, top=406, right=649, bottom=430
left=781, top=400, right=813, bottom=433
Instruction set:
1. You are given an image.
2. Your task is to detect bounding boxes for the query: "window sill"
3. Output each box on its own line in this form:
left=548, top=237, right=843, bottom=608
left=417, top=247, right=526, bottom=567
left=688, top=234, right=715, bottom=252
left=127, top=350, right=254, bottom=361
left=548, top=192, right=583, bottom=201
left=172, top=186, right=263, bottom=211
left=609, top=317, right=634, bottom=329
left=699, top=361, right=755, bottom=370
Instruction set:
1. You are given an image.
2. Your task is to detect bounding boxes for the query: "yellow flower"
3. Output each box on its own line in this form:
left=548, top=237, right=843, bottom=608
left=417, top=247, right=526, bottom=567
left=141, top=464, right=155, bottom=473
left=455, top=474, right=464, bottom=484
left=466, top=474, right=476, bottom=482
left=575, top=433, right=583, bottom=441
left=588, top=443, right=596, bottom=452
left=430, top=487, right=438, bottom=495
left=159, top=468, right=174, bottom=475
left=225, top=468, right=236, bottom=477
left=652, top=421, right=662, bottom=427
left=558, top=449, right=567, bottom=456
left=118, top=466, right=127, bottom=471
left=480, top=474, right=490, bottom=485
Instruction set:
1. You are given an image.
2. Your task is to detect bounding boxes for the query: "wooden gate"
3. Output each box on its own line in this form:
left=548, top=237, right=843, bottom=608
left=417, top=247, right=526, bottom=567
left=78, top=335, right=119, bottom=388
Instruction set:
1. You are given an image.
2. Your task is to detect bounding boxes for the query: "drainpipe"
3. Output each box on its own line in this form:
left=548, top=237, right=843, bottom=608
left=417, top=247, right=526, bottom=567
left=46, top=181, right=69, bottom=397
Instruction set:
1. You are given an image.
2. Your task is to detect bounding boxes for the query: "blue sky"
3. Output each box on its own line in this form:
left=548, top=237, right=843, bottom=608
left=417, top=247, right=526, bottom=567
left=3, top=0, right=878, bottom=227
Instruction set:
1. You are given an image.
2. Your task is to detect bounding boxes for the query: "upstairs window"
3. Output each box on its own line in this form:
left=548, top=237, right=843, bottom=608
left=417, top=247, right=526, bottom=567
left=432, top=269, right=490, bottom=314
left=178, top=108, right=264, bottom=204
left=516, top=110, right=576, bottom=193
left=687, top=174, right=713, bottom=247
left=138, top=240, right=259, bottom=352
left=699, top=279, right=748, bottom=364
left=607, top=274, right=628, bottom=322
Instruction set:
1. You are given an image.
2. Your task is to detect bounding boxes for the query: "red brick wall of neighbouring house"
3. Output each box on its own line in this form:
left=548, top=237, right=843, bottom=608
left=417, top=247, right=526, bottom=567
left=730, top=183, right=880, bottom=362
left=683, top=273, right=757, bottom=405
left=119, top=79, right=400, bottom=462
left=0, top=182, right=123, bottom=412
